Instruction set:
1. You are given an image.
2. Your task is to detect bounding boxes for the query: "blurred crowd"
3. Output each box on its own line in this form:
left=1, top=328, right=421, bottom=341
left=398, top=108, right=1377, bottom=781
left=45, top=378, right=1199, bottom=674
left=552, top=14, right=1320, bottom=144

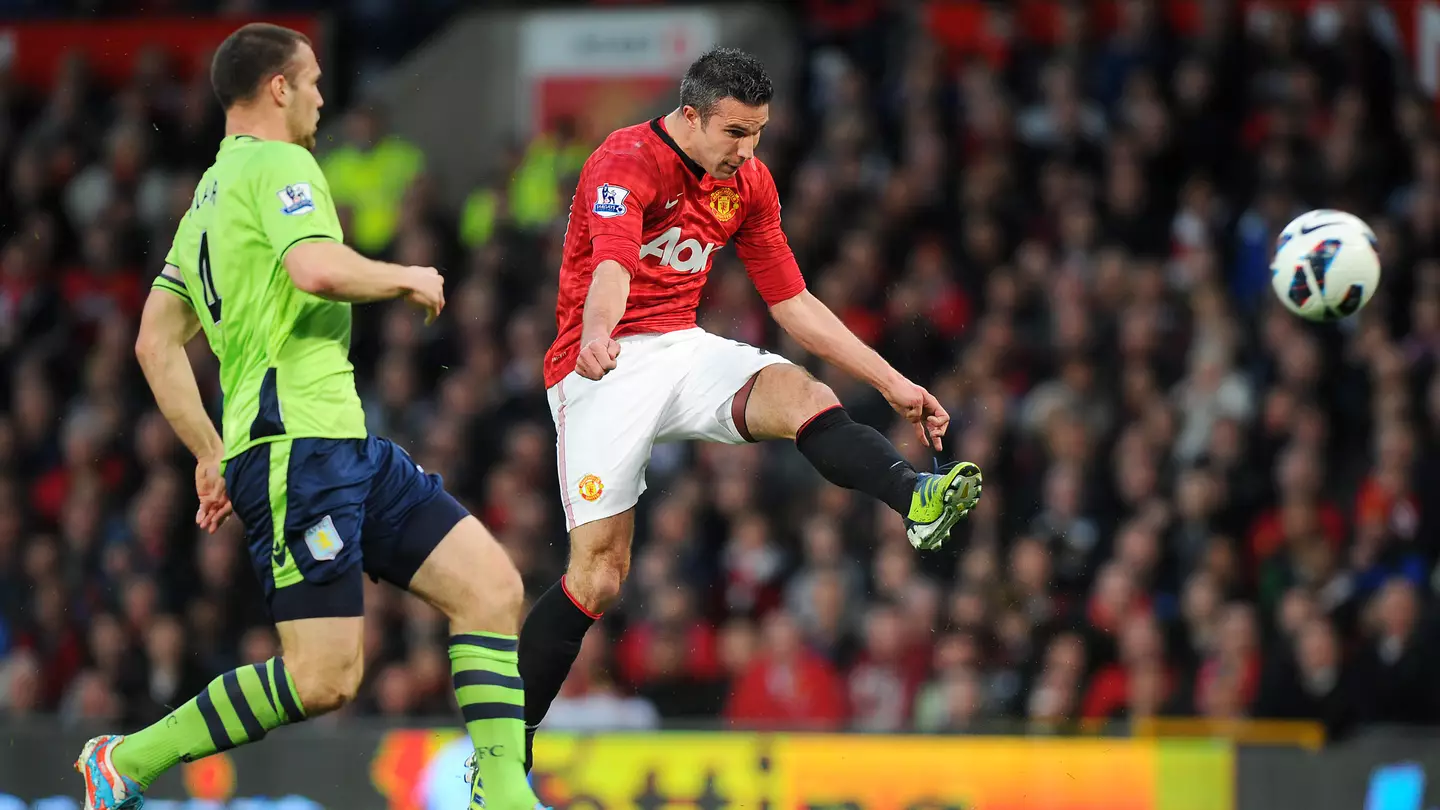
left=2, top=0, right=1440, bottom=744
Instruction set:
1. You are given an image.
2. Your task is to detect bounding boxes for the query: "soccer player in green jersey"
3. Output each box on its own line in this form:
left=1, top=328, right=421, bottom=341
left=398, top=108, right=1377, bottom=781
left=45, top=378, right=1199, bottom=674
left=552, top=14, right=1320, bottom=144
left=75, top=23, right=543, bottom=810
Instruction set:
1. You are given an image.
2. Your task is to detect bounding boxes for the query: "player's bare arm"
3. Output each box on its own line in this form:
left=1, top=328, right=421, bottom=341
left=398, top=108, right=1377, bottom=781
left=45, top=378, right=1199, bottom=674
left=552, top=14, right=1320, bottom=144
left=135, top=279, right=233, bottom=533
left=284, top=240, right=445, bottom=322
left=769, top=290, right=950, bottom=449
left=575, top=259, right=630, bottom=380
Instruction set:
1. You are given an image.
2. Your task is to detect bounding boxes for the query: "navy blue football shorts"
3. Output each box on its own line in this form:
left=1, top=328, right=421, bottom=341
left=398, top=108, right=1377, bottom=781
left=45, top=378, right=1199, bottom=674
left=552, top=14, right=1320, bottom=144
left=224, top=435, right=469, bottom=622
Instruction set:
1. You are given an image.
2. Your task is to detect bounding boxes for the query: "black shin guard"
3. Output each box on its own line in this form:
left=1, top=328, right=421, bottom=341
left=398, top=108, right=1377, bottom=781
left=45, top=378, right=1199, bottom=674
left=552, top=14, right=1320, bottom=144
left=795, top=406, right=918, bottom=515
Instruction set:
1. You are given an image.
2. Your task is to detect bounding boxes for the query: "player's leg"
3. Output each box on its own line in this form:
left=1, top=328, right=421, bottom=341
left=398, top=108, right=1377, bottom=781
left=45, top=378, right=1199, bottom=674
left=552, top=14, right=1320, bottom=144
left=82, top=617, right=361, bottom=806
left=673, top=334, right=982, bottom=549
left=743, top=362, right=919, bottom=509
left=517, top=509, right=634, bottom=770
left=81, top=440, right=367, bottom=808
left=359, top=436, right=539, bottom=809
left=520, top=347, right=668, bottom=771
left=747, top=362, right=982, bottom=546
left=405, top=521, right=538, bottom=808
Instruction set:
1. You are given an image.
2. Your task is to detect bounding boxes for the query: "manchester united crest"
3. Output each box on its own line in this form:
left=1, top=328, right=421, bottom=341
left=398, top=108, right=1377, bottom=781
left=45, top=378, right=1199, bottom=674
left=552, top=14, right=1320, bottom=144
left=578, top=474, right=604, bottom=502
left=708, top=187, right=741, bottom=222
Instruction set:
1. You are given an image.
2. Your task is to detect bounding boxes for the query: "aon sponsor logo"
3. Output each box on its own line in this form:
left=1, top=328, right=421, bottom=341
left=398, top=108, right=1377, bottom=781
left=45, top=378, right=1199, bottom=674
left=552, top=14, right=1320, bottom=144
left=640, top=227, right=718, bottom=274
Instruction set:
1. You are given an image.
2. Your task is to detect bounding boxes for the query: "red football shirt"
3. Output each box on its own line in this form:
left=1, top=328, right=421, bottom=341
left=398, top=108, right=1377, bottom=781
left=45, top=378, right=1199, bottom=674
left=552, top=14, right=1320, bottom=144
left=543, top=117, right=806, bottom=387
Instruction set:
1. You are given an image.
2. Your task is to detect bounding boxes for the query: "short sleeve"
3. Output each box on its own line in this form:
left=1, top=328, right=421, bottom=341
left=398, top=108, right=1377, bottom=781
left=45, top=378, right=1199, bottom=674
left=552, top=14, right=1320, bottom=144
left=254, top=144, right=344, bottom=263
left=735, top=159, right=805, bottom=306
left=163, top=216, right=182, bottom=267
left=156, top=213, right=191, bottom=302
left=152, top=263, right=191, bottom=302
left=580, top=151, right=657, bottom=272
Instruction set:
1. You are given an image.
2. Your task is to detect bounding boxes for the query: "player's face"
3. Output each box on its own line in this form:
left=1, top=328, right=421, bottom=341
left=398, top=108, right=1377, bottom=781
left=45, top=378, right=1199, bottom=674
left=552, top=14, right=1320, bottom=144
left=687, top=98, right=768, bottom=179
left=284, top=43, right=324, bottom=151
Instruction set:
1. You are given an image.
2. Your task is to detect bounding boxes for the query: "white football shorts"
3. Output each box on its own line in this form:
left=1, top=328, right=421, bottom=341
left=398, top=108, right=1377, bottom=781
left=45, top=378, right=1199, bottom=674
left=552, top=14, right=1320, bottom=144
left=546, top=327, right=790, bottom=530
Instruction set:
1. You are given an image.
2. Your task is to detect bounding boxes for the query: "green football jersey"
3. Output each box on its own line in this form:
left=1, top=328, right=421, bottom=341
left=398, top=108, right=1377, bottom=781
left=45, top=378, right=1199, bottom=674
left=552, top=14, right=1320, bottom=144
left=154, top=135, right=367, bottom=461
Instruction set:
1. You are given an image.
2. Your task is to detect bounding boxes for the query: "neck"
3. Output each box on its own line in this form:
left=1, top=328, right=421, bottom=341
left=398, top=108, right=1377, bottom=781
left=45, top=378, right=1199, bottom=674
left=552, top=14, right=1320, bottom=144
left=663, top=108, right=702, bottom=166
left=224, top=105, right=291, bottom=144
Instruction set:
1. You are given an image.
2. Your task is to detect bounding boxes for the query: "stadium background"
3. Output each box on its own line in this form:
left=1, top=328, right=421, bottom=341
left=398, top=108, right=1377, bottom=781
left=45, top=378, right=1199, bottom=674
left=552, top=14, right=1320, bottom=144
left=3, top=0, right=1440, bottom=807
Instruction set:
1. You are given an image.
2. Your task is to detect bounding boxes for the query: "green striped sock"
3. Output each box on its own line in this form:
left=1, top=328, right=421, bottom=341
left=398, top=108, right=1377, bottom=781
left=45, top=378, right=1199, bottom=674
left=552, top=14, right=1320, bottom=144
left=450, top=633, right=537, bottom=809
left=111, top=657, right=306, bottom=789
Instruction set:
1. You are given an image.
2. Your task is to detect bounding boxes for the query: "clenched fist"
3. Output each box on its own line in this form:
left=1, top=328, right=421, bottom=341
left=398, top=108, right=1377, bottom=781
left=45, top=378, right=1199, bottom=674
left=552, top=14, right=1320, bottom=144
left=576, top=336, right=621, bottom=380
left=403, top=265, right=446, bottom=325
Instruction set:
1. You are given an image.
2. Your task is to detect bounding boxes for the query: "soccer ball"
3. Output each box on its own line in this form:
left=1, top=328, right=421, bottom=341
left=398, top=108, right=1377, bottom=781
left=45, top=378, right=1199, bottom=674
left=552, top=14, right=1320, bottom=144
left=1270, top=209, right=1380, bottom=322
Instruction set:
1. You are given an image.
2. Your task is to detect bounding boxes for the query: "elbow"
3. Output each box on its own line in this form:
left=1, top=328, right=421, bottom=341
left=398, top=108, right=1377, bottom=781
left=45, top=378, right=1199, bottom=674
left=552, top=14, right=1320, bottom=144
left=135, top=314, right=191, bottom=371
left=134, top=328, right=168, bottom=371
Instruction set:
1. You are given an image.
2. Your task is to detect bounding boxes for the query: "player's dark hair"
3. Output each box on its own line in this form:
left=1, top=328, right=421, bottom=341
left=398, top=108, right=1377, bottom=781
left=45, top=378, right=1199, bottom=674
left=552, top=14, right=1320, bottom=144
left=211, top=23, right=311, bottom=109
left=679, top=47, right=773, bottom=121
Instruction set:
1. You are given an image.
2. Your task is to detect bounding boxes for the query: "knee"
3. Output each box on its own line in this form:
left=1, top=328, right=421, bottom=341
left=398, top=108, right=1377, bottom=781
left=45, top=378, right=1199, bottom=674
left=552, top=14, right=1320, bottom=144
left=566, top=542, right=630, bottom=614
left=451, top=557, right=526, bottom=630
left=794, top=379, right=841, bottom=431
left=803, top=379, right=841, bottom=414
left=287, top=650, right=363, bottom=716
left=490, top=560, right=525, bottom=617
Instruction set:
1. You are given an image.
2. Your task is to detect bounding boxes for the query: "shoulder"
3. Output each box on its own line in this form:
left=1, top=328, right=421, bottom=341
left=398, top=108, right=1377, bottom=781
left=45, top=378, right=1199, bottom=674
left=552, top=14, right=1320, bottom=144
left=583, top=127, right=663, bottom=197
left=735, top=157, right=780, bottom=218
left=587, top=125, right=661, bottom=174
left=248, top=140, right=325, bottom=176
left=603, top=120, right=659, bottom=155
left=739, top=157, right=778, bottom=192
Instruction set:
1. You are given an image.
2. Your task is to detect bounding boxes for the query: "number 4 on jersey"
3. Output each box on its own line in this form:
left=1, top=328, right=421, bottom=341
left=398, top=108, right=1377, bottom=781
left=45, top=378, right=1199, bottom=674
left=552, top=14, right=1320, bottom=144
left=198, top=231, right=222, bottom=323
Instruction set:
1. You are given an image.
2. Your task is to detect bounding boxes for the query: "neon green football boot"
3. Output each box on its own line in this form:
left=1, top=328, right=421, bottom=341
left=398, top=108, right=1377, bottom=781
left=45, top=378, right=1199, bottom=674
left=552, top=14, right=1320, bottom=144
left=905, top=461, right=983, bottom=550
left=465, top=753, right=551, bottom=810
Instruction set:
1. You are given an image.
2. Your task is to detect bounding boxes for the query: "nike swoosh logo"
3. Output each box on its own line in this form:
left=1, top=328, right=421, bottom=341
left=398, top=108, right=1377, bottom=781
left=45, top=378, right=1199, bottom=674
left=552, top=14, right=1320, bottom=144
left=665, top=197, right=681, bottom=209
left=1299, top=222, right=1339, bottom=235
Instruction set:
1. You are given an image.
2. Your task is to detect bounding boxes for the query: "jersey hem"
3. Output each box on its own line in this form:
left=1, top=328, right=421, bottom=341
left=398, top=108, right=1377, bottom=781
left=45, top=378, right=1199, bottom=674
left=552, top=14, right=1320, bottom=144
left=542, top=320, right=699, bottom=387
left=222, top=429, right=369, bottom=461
left=153, top=280, right=190, bottom=300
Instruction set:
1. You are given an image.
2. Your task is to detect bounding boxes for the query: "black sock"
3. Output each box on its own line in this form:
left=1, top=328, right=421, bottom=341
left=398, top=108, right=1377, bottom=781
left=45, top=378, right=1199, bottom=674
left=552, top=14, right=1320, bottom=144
left=517, top=576, right=599, bottom=772
left=796, top=406, right=918, bottom=515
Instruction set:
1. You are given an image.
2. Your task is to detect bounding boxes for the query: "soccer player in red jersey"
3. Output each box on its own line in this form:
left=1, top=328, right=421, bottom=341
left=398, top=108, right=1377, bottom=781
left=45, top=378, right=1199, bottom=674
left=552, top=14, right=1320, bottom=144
left=520, top=48, right=984, bottom=767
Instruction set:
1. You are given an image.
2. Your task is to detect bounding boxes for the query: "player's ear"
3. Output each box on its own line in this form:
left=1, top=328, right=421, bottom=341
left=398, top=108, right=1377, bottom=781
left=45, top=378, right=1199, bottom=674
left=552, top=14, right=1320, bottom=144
left=269, top=73, right=289, bottom=107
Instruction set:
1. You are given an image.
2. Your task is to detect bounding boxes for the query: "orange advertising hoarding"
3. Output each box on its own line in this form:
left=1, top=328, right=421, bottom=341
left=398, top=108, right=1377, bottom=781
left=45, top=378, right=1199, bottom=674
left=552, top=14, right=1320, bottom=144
left=370, top=730, right=1232, bottom=810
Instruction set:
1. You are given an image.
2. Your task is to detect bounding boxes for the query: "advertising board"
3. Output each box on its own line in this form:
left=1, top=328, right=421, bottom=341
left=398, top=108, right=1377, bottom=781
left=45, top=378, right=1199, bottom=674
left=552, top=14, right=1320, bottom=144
left=0, top=725, right=1232, bottom=810
left=1237, top=733, right=1440, bottom=810
left=517, top=9, right=719, bottom=139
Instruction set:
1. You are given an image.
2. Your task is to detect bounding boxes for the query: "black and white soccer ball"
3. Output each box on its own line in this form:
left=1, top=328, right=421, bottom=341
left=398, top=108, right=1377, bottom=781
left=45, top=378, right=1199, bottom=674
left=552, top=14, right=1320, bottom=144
left=1270, top=209, right=1380, bottom=322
